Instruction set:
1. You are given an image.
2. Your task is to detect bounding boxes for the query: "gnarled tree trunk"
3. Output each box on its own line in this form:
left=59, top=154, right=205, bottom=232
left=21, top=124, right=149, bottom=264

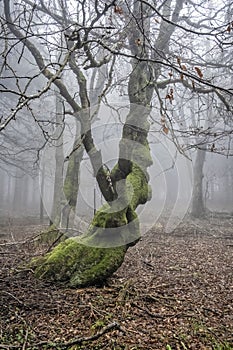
left=31, top=0, right=184, bottom=287
left=33, top=61, right=153, bottom=287
left=3, top=0, right=185, bottom=287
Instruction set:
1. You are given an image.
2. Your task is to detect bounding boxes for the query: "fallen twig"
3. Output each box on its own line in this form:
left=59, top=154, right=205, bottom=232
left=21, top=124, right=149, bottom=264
left=45, top=232, right=66, bottom=253
left=1, top=291, right=24, bottom=305
left=0, top=344, right=14, bottom=349
left=0, top=232, right=43, bottom=247
left=40, top=321, right=120, bottom=348
left=22, top=328, right=29, bottom=350
left=0, top=322, right=120, bottom=349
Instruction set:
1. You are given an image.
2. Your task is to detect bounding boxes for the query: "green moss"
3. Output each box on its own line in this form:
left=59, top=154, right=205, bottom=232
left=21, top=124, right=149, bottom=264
left=91, top=204, right=127, bottom=229
left=76, top=202, right=138, bottom=248
left=79, top=221, right=140, bottom=248
left=32, top=152, right=152, bottom=287
left=63, top=152, right=81, bottom=206
left=63, top=157, right=74, bottom=198
left=34, top=239, right=127, bottom=287
left=127, top=164, right=150, bottom=209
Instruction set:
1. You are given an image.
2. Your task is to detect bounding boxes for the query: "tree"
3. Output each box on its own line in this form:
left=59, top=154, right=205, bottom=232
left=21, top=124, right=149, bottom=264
left=1, top=0, right=232, bottom=287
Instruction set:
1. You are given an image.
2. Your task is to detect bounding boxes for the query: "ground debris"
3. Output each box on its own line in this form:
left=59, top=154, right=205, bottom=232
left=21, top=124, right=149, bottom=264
left=0, top=217, right=232, bottom=349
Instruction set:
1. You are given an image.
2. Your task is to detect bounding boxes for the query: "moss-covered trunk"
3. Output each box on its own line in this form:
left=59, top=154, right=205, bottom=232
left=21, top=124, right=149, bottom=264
left=32, top=61, right=153, bottom=287
left=61, top=134, right=84, bottom=229
left=32, top=2, right=154, bottom=287
left=33, top=160, right=151, bottom=287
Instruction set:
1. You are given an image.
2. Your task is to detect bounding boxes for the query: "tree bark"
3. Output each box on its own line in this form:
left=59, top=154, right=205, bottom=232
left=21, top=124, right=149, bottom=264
left=50, top=91, right=65, bottom=226
left=61, top=129, right=84, bottom=229
left=191, top=148, right=206, bottom=218
left=33, top=62, right=153, bottom=287
left=32, top=0, right=184, bottom=287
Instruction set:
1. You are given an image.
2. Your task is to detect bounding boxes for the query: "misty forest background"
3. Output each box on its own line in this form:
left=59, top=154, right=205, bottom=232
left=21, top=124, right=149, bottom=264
left=0, top=0, right=232, bottom=227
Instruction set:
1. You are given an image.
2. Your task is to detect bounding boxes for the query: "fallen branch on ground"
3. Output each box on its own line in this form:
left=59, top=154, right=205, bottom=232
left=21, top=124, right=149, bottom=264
left=0, top=322, right=120, bottom=349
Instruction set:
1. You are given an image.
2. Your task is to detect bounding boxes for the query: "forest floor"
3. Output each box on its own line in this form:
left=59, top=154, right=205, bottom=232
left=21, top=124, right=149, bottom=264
left=0, top=215, right=232, bottom=350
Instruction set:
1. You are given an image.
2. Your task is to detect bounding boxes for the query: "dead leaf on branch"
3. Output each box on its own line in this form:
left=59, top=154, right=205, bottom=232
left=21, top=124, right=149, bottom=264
left=177, top=56, right=181, bottom=66
left=194, top=66, right=203, bottom=79
left=161, top=116, right=166, bottom=125
left=226, top=22, right=233, bottom=33
left=114, top=5, right=123, bottom=15
left=165, top=88, right=174, bottom=104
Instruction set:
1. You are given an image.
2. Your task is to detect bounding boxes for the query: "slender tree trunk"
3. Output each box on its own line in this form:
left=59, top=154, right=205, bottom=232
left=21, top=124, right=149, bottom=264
left=61, top=124, right=84, bottom=230
left=13, top=169, right=24, bottom=216
left=191, top=148, right=206, bottom=218
left=50, top=91, right=65, bottom=226
left=190, top=90, right=213, bottom=218
left=40, top=163, right=45, bottom=224
left=7, top=175, right=13, bottom=216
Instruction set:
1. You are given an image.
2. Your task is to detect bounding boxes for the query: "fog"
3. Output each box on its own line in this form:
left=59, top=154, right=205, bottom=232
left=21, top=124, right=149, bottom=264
left=0, top=102, right=232, bottom=232
left=0, top=0, right=232, bottom=233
